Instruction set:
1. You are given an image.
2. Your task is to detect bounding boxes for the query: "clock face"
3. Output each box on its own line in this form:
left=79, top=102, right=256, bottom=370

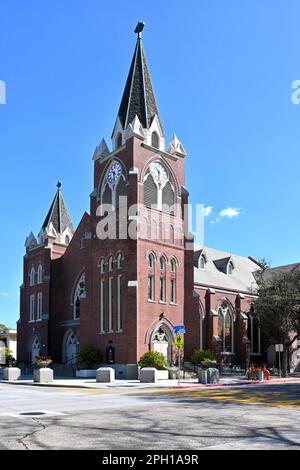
left=150, top=162, right=168, bottom=185
left=107, top=162, right=122, bottom=186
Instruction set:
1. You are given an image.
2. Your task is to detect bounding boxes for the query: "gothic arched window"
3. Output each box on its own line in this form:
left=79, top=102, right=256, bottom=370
left=170, top=258, right=177, bottom=304
left=199, top=255, right=206, bottom=270
left=99, top=258, right=105, bottom=274
left=37, top=264, right=43, bottom=284
left=144, top=174, right=158, bottom=208
left=218, top=305, right=234, bottom=353
left=143, top=162, right=176, bottom=215
left=73, top=273, right=86, bottom=320
left=116, top=133, right=122, bottom=148
left=147, top=253, right=155, bottom=301
left=151, top=131, right=159, bottom=149
left=100, top=161, right=127, bottom=211
left=29, top=266, right=35, bottom=286
left=227, top=261, right=234, bottom=275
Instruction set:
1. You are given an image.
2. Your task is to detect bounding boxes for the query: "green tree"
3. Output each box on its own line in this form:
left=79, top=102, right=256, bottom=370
left=253, top=269, right=300, bottom=377
left=0, top=323, right=8, bottom=330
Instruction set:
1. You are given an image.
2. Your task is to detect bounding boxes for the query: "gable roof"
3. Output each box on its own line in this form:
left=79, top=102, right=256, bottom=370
left=194, top=246, right=260, bottom=294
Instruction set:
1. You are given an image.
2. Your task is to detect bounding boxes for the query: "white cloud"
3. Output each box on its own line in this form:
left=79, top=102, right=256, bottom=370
left=0, top=293, right=9, bottom=298
left=219, top=207, right=241, bottom=218
left=203, top=206, right=213, bottom=217
left=210, top=218, right=220, bottom=225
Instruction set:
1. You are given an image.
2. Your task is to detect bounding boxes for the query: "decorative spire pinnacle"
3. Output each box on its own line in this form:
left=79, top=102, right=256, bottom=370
left=134, top=21, right=145, bottom=39
left=112, top=22, right=163, bottom=135
left=41, top=183, right=74, bottom=237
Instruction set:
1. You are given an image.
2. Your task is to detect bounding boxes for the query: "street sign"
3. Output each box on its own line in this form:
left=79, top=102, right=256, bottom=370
left=174, top=334, right=184, bottom=349
left=275, top=344, right=283, bottom=352
left=173, top=325, right=186, bottom=334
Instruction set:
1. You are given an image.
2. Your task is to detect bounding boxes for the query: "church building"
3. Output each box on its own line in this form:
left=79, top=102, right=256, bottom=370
left=18, top=24, right=264, bottom=372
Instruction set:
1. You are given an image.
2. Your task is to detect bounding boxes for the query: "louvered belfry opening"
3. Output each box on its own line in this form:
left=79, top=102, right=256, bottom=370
left=162, top=181, right=175, bottom=214
left=144, top=174, right=158, bottom=208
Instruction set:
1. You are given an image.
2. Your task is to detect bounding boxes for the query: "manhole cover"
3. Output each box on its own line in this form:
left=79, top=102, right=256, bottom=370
left=19, top=412, right=46, bottom=416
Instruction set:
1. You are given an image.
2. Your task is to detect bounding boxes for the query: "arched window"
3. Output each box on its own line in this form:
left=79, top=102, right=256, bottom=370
left=199, top=255, right=206, bottom=270
left=218, top=305, right=234, bottom=353
left=73, top=273, right=86, bottom=320
left=162, top=181, right=175, bottom=214
left=148, top=253, right=155, bottom=269
left=227, top=261, right=234, bottom=275
left=37, top=264, right=43, bottom=284
left=151, top=131, right=159, bottom=149
left=159, top=256, right=166, bottom=302
left=144, top=162, right=176, bottom=214
left=116, top=253, right=123, bottom=270
left=170, top=258, right=176, bottom=273
left=144, top=174, right=158, bottom=208
left=116, top=133, right=122, bottom=148
left=170, top=258, right=177, bottom=304
left=108, top=256, right=113, bottom=272
left=147, top=253, right=155, bottom=301
left=160, top=256, right=166, bottom=271
left=100, top=161, right=126, bottom=211
left=99, top=258, right=105, bottom=274
left=29, top=266, right=35, bottom=286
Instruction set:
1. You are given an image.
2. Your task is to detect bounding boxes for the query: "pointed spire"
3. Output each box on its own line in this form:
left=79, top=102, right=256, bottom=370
left=41, top=182, right=74, bottom=237
left=113, top=22, right=163, bottom=135
left=168, top=134, right=187, bottom=156
left=93, top=138, right=110, bottom=161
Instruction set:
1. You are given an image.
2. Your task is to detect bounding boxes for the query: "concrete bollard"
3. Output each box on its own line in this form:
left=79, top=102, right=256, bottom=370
left=140, top=368, right=157, bottom=383
left=3, top=367, right=21, bottom=381
left=33, top=368, right=54, bottom=383
left=96, top=367, right=115, bottom=383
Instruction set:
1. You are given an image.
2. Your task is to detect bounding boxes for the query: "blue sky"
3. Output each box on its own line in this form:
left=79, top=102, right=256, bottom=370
left=1, top=0, right=300, bottom=327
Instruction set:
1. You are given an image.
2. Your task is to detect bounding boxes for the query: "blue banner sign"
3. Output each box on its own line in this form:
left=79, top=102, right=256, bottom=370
left=173, top=325, right=186, bottom=334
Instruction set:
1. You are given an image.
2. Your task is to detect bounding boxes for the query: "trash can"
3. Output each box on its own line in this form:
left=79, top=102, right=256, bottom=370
left=198, top=370, right=208, bottom=384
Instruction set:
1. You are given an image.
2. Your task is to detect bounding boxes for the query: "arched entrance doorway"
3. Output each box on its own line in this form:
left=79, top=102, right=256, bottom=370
left=151, top=324, right=173, bottom=364
left=31, top=336, right=40, bottom=363
left=63, top=330, right=79, bottom=364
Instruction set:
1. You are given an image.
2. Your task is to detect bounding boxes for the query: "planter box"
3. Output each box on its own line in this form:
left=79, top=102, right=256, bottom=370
left=33, top=368, right=53, bottom=383
left=96, top=367, right=115, bottom=383
left=3, top=367, right=21, bottom=381
left=76, top=369, right=97, bottom=378
left=140, top=368, right=157, bottom=383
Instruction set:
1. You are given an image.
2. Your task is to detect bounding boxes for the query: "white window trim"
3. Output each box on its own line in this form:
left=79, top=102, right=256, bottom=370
left=117, top=275, right=122, bottom=332
left=100, top=280, right=105, bottom=334
left=30, top=294, right=35, bottom=322
left=36, top=292, right=42, bottom=321
left=219, top=307, right=234, bottom=354
left=108, top=277, right=113, bottom=332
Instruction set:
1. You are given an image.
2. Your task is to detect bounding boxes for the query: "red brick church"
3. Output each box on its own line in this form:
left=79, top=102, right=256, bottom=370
left=18, top=24, right=265, bottom=372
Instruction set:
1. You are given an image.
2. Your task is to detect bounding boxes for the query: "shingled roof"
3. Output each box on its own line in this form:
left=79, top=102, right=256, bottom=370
left=42, top=182, right=74, bottom=235
left=114, top=30, right=163, bottom=133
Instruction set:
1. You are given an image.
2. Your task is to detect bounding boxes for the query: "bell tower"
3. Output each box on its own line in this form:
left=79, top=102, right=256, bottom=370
left=88, top=23, right=194, bottom=366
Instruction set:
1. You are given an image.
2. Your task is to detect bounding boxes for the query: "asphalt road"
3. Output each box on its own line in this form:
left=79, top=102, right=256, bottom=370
left=1, top=382, right=300, bottom=450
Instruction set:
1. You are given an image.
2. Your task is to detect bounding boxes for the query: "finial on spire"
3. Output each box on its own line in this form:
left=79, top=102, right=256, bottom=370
left=134, top=21, right=145, bottom=39
left=57, top=181, right=62, bottom=189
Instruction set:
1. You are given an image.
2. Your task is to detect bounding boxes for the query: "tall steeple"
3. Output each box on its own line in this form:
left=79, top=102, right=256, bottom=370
left=112, top=22, right=164, bottom=144
left=38, top=182, right=74, bottom=245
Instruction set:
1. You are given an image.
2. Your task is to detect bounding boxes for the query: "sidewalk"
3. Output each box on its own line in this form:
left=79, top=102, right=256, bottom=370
left=1, top=375, right=300, bottom=391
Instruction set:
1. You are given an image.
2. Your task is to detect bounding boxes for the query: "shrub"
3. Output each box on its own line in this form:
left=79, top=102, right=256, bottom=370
left=77, top=347, right=101, bottom=369
left=191, top=349, right=216, bottom=365
left=138, top=351, right=167, bottom=370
